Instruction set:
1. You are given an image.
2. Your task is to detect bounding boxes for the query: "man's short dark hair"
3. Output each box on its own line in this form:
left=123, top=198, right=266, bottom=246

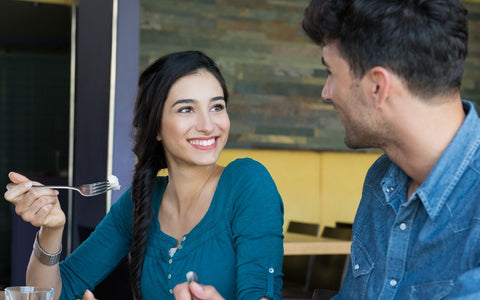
left=302, top=0, right=468, bottom=99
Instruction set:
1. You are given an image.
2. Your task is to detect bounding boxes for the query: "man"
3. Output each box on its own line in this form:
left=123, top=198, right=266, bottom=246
left=302, top=0, right=480, bottom=299
left=175, top=0, right=480, bottom=299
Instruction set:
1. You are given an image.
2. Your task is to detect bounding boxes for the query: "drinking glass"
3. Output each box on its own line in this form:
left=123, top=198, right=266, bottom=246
left=4, top=286, right=54, bottom=300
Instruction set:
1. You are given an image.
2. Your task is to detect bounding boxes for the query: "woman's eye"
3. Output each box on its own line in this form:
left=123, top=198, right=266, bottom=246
left=211, top=103, right=225, bottom=112
left=178, top=106, right=193, bottom=113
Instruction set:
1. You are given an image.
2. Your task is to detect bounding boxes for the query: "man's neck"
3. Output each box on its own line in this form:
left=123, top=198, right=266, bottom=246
left=382, top=96, right=465, bottom=196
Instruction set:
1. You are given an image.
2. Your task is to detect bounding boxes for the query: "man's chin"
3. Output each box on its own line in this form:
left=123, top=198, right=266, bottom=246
left=344, top=137, right=369, bottom=150
left=344, top=139, right=379, bottom=151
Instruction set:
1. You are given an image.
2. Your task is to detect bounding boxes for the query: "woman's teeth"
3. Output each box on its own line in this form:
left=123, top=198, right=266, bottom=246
left=189, top=138, right=215, bottom=146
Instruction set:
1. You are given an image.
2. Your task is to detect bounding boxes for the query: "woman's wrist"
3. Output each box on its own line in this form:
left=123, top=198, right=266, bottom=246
left=37, top=226, right=64, bottom=254
left=33, top=231, right=62, bottom=265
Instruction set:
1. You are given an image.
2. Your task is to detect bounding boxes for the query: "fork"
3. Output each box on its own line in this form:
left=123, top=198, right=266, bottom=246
left=8, top=180, right=114, bottom=197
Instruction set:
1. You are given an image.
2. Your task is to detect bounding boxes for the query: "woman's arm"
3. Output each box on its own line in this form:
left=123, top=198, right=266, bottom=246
left=230, top=159, right=284, bottom=299
left=27, top=226, right=64, bottom=299
left=5, top=172, right=66, bottom=300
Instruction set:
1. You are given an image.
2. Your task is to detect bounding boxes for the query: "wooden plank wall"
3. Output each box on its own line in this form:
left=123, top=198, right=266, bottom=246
left=140, top=0, right=480, bottom=151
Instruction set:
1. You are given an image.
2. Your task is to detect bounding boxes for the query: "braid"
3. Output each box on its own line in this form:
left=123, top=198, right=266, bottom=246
left=129, top=136, right=164, bottom=299
left=129, top=165, right=153, bottom=300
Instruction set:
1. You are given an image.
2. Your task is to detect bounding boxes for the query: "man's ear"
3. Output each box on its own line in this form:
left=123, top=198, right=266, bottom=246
left=367, top=66, right=391, bottom=109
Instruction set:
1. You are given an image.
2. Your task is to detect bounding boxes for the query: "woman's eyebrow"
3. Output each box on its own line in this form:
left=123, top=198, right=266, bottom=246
left=171, top=96, right=224, bottom=107
left=211, top=96, right=225, bottom=101
left=171, top=99, right=195, bottom=107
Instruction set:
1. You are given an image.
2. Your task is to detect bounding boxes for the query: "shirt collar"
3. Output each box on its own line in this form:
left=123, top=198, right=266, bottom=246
left=416, top=100, right=480, bottom=220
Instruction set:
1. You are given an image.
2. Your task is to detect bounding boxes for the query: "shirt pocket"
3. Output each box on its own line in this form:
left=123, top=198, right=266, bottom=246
left=409, top=280, right=454, bottom=300
left=339, top=237, right=374, bottom=299
left=350, top=236, right=374, bottom=281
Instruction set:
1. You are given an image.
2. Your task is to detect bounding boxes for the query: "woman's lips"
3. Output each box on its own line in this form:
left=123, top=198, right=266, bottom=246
left=189, top=137, right=217, bottom=149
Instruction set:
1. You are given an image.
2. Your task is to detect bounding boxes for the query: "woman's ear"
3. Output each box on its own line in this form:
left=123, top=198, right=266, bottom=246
left=368, top=66, right=391, bottom=109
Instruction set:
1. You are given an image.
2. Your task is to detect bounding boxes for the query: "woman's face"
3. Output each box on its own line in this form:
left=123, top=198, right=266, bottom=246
left=159, top=70, right=230, bottom=169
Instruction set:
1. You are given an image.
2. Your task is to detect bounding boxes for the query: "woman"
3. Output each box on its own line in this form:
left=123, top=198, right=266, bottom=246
left=4, top=51, right=284, bottom=300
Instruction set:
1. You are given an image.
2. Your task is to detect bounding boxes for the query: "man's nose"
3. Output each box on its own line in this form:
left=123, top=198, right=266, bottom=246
left=321, top=82, right=332, bottom=102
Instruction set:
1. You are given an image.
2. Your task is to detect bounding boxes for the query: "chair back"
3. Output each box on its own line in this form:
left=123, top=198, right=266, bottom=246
left=287, top=221, right=320, bottom=236
left=321, top=226, right=352, bottom=241
left=282, top=221, right=321, bottom=298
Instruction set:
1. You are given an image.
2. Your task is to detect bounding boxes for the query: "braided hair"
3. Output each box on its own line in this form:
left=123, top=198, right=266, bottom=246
left=129, top=50, right=228, bottom=299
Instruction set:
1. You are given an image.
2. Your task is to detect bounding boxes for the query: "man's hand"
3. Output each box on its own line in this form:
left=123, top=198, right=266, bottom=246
left=173, top=281, right=225, bottom=300
left=82, top=289, right=97, bottom=300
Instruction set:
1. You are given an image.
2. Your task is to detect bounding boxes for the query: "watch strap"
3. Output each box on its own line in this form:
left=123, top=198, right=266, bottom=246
left=33, top=231, right=62, bottom=266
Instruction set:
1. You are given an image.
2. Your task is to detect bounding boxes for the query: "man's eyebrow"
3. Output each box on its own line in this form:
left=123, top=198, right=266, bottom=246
left=321, top=57, right=329, bottom=68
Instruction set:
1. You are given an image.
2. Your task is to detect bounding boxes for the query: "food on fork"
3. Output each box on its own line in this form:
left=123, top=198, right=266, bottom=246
left=108, top=175, right=121, bottom=190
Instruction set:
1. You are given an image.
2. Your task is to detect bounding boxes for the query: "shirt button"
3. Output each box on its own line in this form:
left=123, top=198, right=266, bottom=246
left=269, top=268, right=274, bottom=273
left=390, top=279, right=397, bottom=287
left=169, top=289, right=173, bottom=294
left=178, top=245, right=183, bottom=249
left=399, top=223, right=407, bottom=231
left=168, top=274, right=172, bottom=279
left=386, top=186, right=395, bottom=193
left=168, top=258, right=173, bottom=264
left=182, top=236, right=187, bottom=241
left=354, top=264, right=360, bottom=270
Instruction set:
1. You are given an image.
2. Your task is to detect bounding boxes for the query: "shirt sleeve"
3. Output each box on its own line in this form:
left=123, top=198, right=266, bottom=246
left=445, top=266, right=480, bottom=299
left=59, top=188, right=134, bottom=300
left=228, top=158, right=284, bottom=300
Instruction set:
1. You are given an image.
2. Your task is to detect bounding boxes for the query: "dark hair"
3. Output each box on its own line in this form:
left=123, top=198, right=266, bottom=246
left=302, top=0, right=468, bottom=98
left=129, top=50, right=228, bottom=300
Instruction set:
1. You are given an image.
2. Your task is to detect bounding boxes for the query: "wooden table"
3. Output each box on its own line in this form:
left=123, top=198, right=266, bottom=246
left=0, top=291, right=4, bottom=300
left=284, top=232, right=351, bottom=255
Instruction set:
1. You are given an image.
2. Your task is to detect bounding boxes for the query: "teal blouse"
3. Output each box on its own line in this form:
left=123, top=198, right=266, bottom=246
left=59, top=158, right=284, bottom=299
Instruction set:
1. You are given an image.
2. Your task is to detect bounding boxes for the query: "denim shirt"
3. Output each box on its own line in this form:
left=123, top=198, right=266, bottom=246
left=336, top=100, right=480, bottom=300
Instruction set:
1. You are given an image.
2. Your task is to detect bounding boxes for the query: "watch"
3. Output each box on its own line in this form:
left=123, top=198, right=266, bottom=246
left=33, top=231, right=62, bottom=266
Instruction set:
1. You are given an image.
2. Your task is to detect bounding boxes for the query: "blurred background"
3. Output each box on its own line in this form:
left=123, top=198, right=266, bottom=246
left=1, top=0, right=479, bottom=292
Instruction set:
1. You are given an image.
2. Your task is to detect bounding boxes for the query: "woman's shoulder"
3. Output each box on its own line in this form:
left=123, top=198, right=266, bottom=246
left=221, top=158, right=275, bottom=187
left=224, top=157, right=269, bottom=173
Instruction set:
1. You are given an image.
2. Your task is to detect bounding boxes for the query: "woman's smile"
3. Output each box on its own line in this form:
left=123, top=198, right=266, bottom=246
left=188, top=137, right=218, bottom=149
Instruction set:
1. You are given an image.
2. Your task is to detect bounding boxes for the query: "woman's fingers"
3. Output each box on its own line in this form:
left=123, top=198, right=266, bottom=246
left=4, top=172, right=65, bottom=228
left=8, top=171, right=30, bottom=183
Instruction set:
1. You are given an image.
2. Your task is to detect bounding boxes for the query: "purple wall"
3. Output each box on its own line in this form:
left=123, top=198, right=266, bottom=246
left=10, top=0, right=139, bottom=285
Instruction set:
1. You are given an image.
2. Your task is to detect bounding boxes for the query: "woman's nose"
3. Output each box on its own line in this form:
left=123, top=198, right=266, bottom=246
left=196, top=111, right=214, bottom=132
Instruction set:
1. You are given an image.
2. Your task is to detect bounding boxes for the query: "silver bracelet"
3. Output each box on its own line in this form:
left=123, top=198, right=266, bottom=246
left=33, top=231, right=62, bottom=266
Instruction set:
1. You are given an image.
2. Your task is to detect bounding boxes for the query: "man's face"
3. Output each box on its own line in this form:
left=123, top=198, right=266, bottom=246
left=321, top=42, right=380, bottom=149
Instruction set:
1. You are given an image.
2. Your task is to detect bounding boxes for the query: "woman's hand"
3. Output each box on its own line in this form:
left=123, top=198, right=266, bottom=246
left=4, top=172, right=66, bottom=229
left=173, top=281, right=225, bottom=300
